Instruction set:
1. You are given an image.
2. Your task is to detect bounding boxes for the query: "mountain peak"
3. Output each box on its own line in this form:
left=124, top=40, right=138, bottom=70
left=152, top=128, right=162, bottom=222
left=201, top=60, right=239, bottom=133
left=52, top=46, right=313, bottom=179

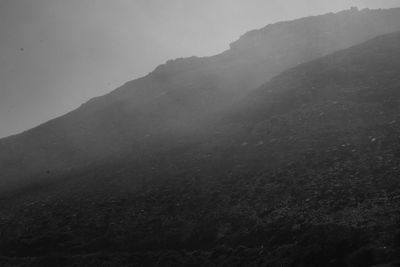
left=229, top=7, right=400, bottom=51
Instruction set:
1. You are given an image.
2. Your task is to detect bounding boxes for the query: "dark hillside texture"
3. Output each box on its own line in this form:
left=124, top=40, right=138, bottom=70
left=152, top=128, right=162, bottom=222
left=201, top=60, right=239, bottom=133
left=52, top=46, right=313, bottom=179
left=2, top=8, right=400, bottom=192
left=2, top=31, right=400, bottom=266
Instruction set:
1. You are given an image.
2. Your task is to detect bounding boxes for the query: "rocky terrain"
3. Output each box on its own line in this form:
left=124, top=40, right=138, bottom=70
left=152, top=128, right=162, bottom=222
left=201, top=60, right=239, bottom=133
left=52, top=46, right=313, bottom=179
left=1, top=8, right=400, bottom=267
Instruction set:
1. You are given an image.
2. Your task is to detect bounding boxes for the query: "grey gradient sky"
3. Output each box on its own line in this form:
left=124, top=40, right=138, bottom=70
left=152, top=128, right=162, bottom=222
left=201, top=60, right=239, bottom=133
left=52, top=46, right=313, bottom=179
left=1, top=0, right=400, bottom=138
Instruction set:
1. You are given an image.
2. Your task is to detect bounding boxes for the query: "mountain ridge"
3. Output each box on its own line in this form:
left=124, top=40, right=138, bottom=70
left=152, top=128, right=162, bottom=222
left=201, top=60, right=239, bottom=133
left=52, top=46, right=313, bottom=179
left=2, top=30, right=400, bottom=266
left=2, top=7, right=400, bottom=192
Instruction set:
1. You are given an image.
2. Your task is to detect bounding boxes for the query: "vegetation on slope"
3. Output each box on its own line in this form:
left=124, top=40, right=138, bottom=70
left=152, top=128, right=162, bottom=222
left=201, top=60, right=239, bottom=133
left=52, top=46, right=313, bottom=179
left=2, top=32, right=400, bottom=266
left=2, top=7, right=400, bottom=192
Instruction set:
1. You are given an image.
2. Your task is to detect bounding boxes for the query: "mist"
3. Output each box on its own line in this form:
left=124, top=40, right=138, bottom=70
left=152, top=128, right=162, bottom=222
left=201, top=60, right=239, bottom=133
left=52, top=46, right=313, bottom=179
left=3, top=2, right=400, bottom=265
left=1, top=0, right=400, bottom=138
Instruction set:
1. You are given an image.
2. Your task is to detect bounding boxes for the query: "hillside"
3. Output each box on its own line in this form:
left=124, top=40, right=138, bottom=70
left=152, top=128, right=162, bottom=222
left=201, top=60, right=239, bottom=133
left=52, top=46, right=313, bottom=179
left=2, top=30, right=400, bottom=266
left=2, top=7, right=400, bottom=192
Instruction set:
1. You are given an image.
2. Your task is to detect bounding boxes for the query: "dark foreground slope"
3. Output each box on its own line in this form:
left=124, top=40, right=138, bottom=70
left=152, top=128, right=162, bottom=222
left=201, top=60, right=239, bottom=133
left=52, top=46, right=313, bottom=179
left=2, top=8, right=400, bottom=192
left=2, top=32, right=400, bottom=266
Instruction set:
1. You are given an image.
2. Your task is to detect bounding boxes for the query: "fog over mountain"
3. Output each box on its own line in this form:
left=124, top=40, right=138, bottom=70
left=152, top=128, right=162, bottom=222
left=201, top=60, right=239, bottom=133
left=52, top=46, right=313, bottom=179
left=1, top=0, right=400, bottom=138
left=2, top=3, right=400, bottom=267
left=2, top=6, right=400, bottom=191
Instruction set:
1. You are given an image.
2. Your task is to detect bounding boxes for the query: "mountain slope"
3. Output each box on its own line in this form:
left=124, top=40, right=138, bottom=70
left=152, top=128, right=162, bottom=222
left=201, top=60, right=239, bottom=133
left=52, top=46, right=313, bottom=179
left=2, top=31, right=400, bottom=266
left=2, top=8, right=400, bottom=191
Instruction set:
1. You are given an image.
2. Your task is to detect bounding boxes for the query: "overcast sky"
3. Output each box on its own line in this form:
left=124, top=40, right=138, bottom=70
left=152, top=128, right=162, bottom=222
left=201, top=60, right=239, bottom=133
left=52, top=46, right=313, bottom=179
left=1, top=0, right=400, bottom=138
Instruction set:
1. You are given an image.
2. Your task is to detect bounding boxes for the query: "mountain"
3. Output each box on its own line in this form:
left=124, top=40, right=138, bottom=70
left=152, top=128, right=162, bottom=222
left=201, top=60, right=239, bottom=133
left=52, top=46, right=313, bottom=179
left=2, top=7, right=400, bottom=193
left=2, top=28, right=400, bottom=266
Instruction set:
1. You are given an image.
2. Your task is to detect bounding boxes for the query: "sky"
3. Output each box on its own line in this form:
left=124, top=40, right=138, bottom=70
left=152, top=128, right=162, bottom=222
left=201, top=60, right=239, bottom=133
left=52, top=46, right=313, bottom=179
left=1, top=0, right=400, bottom=138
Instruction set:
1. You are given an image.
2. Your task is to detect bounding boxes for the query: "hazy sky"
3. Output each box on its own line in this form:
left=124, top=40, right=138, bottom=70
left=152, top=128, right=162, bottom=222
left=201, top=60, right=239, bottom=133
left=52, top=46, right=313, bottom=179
left=1, top=0, right=400, bottom=138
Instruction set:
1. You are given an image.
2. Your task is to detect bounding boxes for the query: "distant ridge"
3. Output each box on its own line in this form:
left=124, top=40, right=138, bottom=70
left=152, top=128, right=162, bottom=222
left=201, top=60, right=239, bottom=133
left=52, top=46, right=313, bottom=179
left=2, top=8, right=400, bottom=266
left=1, top=7, right=400, bottom=192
